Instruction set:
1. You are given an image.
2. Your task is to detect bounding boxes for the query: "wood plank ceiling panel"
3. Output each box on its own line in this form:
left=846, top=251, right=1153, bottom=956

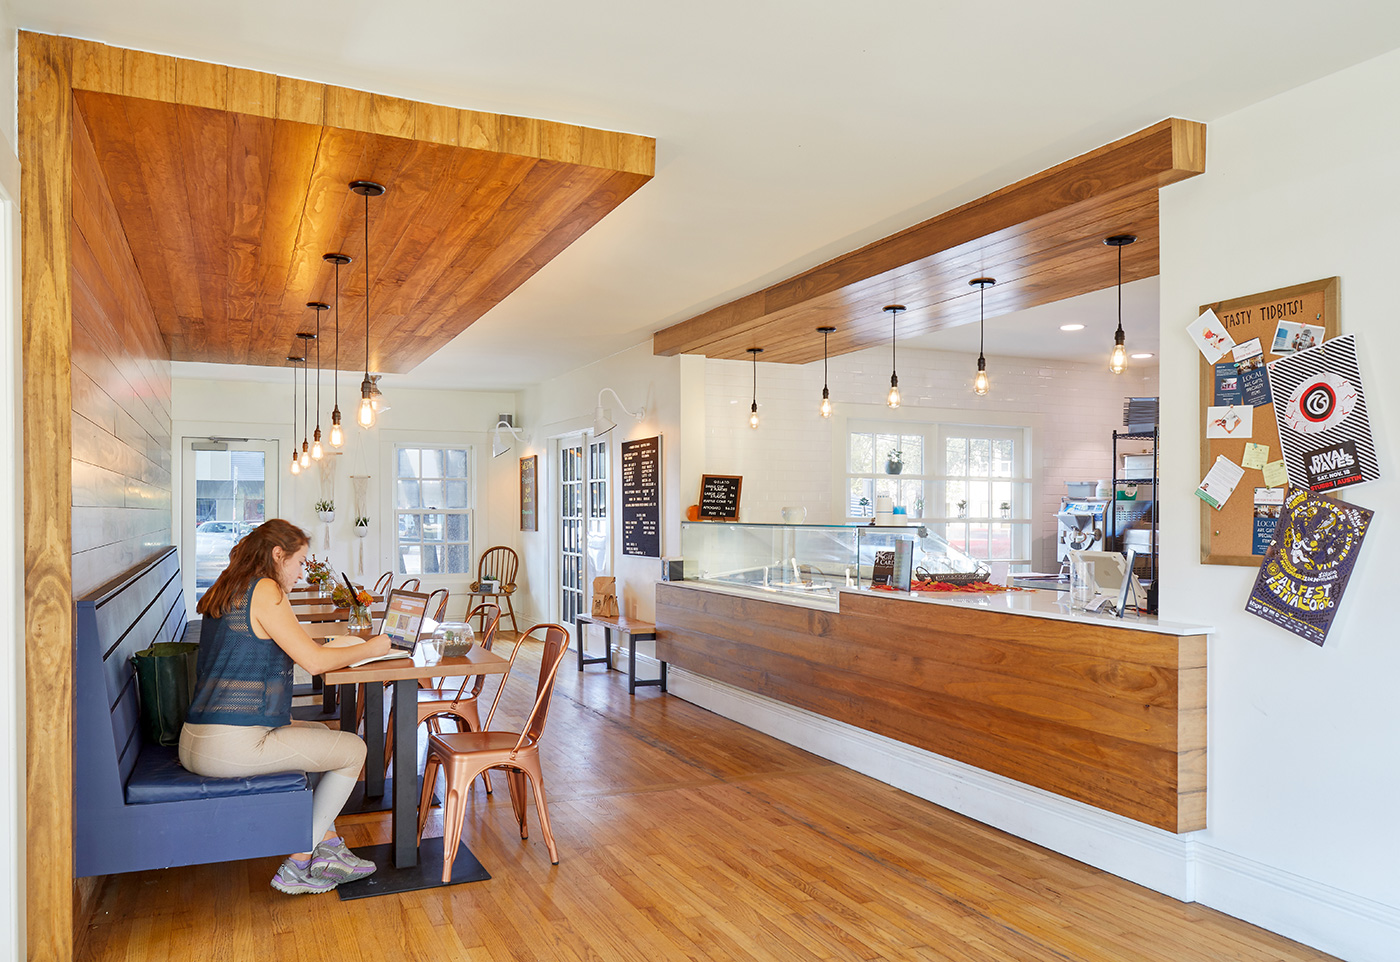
left=72, top=89, right=653, bottom=373
left=654, top=118, right=1203, bottom=364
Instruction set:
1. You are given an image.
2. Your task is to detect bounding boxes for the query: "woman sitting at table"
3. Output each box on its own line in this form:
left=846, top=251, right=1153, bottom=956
left=179, top=519, right=393, bottom=895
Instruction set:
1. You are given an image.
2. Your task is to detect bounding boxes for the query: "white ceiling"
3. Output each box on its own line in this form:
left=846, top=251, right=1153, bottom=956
left=24, top=1, right=1400, bottom=390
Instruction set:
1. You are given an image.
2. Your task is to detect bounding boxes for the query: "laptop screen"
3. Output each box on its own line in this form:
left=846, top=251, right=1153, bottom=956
left=380, top=590, right=429, bottom=652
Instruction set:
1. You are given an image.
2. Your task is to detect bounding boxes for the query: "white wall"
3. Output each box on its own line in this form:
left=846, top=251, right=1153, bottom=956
left=172, top=373, right=519, bottom=620
left=1, top=7, right=22, bottom=961
left=706, top=346, right=1158, bottom=569
left=1158, top=49, right=1400, bottom=961
left=515, top=342, right=699, bottom=633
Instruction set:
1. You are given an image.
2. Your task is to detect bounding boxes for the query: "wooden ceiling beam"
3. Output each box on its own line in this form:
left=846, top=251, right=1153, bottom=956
left=653, top=118, right=1203, bottom=361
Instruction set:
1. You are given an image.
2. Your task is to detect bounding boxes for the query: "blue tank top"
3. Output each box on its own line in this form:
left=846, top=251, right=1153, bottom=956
left=185, top=581, right=294, bottom=728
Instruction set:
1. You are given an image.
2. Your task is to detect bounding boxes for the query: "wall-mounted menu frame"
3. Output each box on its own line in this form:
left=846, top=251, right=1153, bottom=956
left=621, top=436, right=661, bottom=557
left=520, top=455, right=537, bottom=531
left=1198, top=276, right=1338, bottom=566
left=697, top=474, right=742, bottom=522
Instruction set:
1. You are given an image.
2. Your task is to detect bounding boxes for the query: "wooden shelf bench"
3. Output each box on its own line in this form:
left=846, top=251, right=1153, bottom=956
left=573, top=613, right=667, bottom=695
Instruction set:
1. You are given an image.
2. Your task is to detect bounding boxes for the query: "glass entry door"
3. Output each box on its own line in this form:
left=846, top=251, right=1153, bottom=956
left=181, top=438, right=279, bottom=605
left=560, top=440, right=585, bottom=626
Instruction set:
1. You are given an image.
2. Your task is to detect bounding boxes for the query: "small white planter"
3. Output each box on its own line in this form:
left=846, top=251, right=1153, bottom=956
left=354, top=526, right=369, bottom=538
left=317, top=510, right=335, bottom=523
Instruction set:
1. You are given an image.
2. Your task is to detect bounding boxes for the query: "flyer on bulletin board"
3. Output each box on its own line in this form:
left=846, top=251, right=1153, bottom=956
left=1267, top=334, right=1379, bottom=492
left=1245, top=488, right=1372, bottom=646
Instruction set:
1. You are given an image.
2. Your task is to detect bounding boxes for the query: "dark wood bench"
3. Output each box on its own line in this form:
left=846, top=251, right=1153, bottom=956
left=574, top=613, right=667, bottom=694
left=74, top=547, right=313, bottom=877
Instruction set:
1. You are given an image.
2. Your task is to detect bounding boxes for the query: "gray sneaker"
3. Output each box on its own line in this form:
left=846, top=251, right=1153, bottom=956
left=310, top=838, right=377, bottom=882
left=271, top=857, right=338, bottom=895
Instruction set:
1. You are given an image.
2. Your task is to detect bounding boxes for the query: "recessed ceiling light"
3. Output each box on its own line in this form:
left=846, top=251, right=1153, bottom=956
left=1131, top=352, right=1155, bottom=359
left=1059, top=323, right=1085, bottom=332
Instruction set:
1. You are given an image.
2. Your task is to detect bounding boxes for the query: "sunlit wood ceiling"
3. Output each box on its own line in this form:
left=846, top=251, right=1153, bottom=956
left=653, top=119, right=1203, bottom=364
left=73, top=88, right=653, bottom=373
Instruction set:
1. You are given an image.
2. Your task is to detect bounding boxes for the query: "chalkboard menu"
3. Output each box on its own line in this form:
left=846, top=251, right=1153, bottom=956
left=697, top=474, right=742, bottom=522
left=621, top=436, right=661, bottom=557
left=520, top=455, right=537, bottom=532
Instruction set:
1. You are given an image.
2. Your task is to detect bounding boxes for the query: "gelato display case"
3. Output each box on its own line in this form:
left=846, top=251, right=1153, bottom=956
left=678, top=521, right=984, bottom=608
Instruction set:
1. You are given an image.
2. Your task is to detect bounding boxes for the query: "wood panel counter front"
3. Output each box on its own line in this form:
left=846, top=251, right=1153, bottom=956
left=655, top=582, right=1207, bottom=833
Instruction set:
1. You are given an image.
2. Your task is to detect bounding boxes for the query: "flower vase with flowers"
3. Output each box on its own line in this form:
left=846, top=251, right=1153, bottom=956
left=304, top=555, right=333, bottom=596
left=332, top=582, right=374, bottom=630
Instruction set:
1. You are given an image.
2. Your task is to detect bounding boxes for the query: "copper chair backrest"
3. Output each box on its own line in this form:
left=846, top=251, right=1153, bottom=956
left=426, top=587, right=449, bottom=622
left=481, top=623, right=570, bottom=757
left=399, top=577, right=421, bottom=592
left=477, top=546, right=519, bottom=588
left=373, top=571, right=394, bottom=594
left=451, top=603, right=502, bottom=703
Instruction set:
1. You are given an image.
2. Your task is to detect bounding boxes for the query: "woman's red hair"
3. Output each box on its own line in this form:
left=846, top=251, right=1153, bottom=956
left=195, top=519, right=309, bottom=619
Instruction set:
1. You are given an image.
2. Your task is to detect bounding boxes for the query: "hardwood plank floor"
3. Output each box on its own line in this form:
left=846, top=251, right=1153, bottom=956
left=80, top=638, right=1337, bottom=962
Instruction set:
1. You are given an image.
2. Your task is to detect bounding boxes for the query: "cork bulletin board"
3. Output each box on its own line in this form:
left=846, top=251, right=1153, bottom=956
left=1199, top=277, right=1339, bottom=566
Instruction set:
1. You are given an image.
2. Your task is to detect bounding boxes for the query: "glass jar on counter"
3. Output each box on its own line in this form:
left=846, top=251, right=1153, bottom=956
left=432, top=621, right=475, bottom=659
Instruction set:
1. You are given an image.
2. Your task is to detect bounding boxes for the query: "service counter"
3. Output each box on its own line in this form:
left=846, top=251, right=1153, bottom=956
left=655, top=578, right=1209, bottom=833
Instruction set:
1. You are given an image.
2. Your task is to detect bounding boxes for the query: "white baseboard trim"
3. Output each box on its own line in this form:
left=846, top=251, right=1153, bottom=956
left=656, top=664, right=1400, bottom=960
left=1194, top=845, right=1400, bottom=962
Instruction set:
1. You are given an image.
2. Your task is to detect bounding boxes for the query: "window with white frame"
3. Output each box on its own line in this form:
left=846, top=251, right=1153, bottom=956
left=846, top=420, right=1031, bottom=566
left=394, top=445, right=473, bottom=576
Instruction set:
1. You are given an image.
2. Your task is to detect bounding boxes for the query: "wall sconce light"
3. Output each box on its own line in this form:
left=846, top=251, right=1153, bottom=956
left=492, top=420, right=531, bottom=458
left=593, top=387, right=646, bottom=438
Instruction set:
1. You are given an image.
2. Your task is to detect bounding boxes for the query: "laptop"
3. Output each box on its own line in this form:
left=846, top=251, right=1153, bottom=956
left=348, top=587, right=430, bottom=667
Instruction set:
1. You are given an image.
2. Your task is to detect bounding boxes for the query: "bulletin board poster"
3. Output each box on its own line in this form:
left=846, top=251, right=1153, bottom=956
left=1266, top=334, right=1379, bottom=493
left=1245, top=487, right=1372, bottom=646
left=1198, top=277, right=1338, bottom=566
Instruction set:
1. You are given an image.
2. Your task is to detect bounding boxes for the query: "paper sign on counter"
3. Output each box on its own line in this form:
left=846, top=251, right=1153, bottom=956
left=1262, top=459, right=1289, bottom=488
left=1188, top=309, right=1238, bottom=364
left=1196, top=455, right=1245, bottom=510
left=1242, top=443, right=1270, bottom=470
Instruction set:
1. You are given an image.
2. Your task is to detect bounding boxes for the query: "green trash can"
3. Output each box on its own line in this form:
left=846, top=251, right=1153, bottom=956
left=131, top=642, right=200, bottom=747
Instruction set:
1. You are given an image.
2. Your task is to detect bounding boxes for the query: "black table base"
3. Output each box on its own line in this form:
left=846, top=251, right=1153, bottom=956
left=335, top=836, right=490, bottom=900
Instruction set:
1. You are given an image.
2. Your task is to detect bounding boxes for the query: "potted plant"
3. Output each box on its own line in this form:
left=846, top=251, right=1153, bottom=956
left=999, top=501, right=1011, bottom=519
left=885, top=449, right=904, bottom=475
left=304, top=555, right=333, bottom=595
left=354, top=516, right=370, bottom=538
left=315, top=499, right=335, bottom=523
left=858, top=496, right=871, bottom=517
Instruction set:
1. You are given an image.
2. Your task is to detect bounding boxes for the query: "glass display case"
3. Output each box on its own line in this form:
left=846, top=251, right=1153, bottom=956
left=679, top=521, right=983, bottom=608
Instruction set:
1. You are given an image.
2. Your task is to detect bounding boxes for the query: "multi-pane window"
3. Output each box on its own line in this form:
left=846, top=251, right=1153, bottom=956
left=560, top=443, right=584, bottom=626
left=394, top=446, right=472, bottom=576
left=846, top=420, right=1031, bottom=566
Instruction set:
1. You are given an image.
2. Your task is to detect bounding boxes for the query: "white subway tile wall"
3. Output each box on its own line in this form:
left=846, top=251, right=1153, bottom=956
left=705, top=346, right=1158, bottom=570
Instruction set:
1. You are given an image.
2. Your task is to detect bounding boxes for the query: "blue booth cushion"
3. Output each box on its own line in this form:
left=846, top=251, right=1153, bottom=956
left=124, top=744, right=309, bottom=805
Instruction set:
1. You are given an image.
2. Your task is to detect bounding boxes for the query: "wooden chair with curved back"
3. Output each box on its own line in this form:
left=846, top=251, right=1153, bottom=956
left=417, top=623, right=570, bottom=878
left=465, top=546, right=520, bottom=634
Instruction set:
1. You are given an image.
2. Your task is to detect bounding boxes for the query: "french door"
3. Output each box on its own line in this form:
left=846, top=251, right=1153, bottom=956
left=558, top=435, right=609, bottom=630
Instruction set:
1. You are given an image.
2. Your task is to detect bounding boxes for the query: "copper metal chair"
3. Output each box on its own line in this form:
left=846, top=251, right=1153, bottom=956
left=417, top=623, right=569, bottom=878
left=399, top=577, right=421, bottom=592
left=465, top=546, right=520, bottom=634
left=373, top=571, right=394, bottom=595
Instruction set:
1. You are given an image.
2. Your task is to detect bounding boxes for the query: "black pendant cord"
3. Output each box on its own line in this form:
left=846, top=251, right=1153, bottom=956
left=315, top=314, right=322, bottom=436
left=334, top=259, right=341, bottom=413
left=1116, top=241, right=1124, bottom=338
left=303, top=357, right=309, bottom=448
left=978, top=282, right=986, bottom=362
left=823, top=329, right=830, bottom=392
left=891, top=311, right=897, bottom=380
left=752, top=350, right=757, bottom=405
left=364, top=191, right=371, bottom=380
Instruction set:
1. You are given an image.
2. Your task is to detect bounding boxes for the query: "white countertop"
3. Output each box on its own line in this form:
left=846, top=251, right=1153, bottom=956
left=660, top=580, right=1211, bottom=636
left=836, top=586, right=1212, bottom=636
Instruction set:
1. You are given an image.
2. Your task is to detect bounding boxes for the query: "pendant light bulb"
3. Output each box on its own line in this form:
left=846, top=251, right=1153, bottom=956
left=299, top=448, right=309, bottom=469
left=1110, top=330, right=1128, bottom=375
left=883, top=305, right=904, bottom=408
left=358, top=376, right=376, bottom=428
left=311, top=433, right=323, bottom=461
left=291, top=456, right=300, bottom=476
left=970, top=277, right=996, bottom=397
left=324, top=253, right=351, bottom=448
left=817, top=326, right=836, bottom=419
left=351, top=181, right=387, bottom=428
left=746, top=347, right=763, bottom=429
left=329, top=420, right=343, bottom=448
left=1104, top=234, right=1136, bottom=375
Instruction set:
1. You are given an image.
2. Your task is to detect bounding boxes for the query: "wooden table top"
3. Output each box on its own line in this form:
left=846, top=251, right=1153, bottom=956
left=324, top=646, right=510, bottom=684
left=577, top=613, right=657, bottom=634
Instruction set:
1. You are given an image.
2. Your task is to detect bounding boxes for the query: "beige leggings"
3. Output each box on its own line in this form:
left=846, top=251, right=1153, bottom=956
left=179, top=721, right=366, bottom=851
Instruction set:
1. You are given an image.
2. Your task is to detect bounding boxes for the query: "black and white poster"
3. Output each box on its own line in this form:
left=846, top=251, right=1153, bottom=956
left=1245, top=487, right=1372, bottom=646
left=1267, top=334, right=1379, bottom=493
left=621, top=436, right=661, bottom=557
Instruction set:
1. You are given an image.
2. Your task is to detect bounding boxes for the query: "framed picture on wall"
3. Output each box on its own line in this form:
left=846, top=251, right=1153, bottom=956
left=520, top=455, right=537, bottom=531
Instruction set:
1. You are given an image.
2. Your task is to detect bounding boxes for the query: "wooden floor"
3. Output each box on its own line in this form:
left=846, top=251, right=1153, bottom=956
left=80, top=639, right=1337, bottom=962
